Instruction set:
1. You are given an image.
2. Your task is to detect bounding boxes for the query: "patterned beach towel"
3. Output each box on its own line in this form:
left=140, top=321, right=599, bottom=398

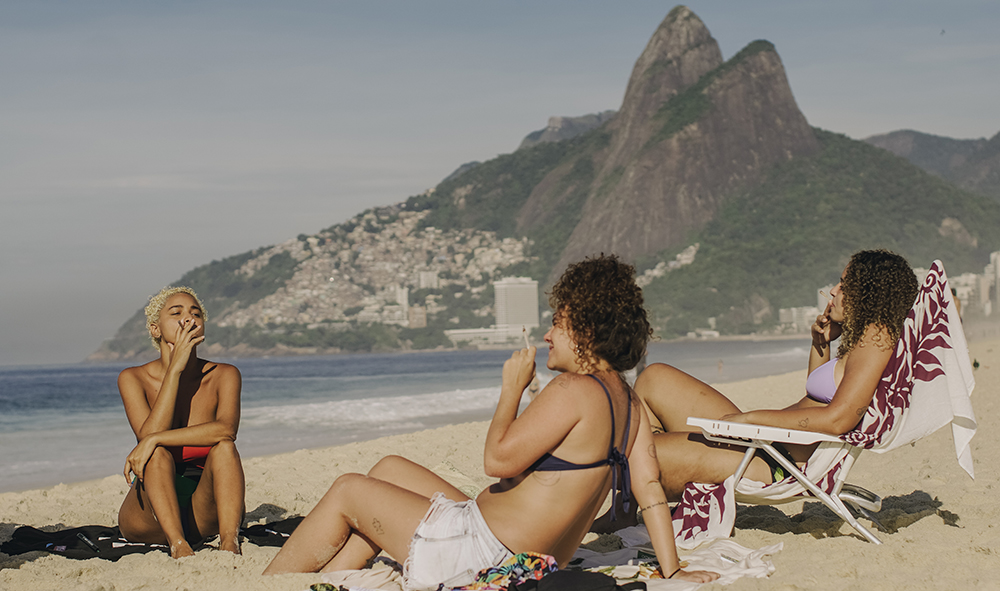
left=672, top=260, right=977, bottom=548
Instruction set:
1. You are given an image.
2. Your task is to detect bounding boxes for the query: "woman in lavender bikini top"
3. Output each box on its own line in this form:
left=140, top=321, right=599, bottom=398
left=628, top=250, right=920, bottom=503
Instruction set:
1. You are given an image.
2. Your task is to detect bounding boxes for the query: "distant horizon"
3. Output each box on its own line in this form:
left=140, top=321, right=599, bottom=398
left=2, top=1, right=998, bottom=366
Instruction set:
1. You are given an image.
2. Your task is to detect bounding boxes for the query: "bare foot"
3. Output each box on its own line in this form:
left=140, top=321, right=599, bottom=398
left=170, top=539, right=195, bottom=559
left=218, top=537, right=242, bottom=555
left=673, top=569, right=720, bottom=584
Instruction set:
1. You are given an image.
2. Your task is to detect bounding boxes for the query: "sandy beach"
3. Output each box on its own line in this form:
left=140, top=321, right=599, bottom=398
left=2, top=338, right=996, bottom=591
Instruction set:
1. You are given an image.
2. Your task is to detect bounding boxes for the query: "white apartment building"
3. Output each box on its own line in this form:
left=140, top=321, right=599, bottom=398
left=494, top=277, right=539, bottom=329
left=444, top=277, right=539, bottom=346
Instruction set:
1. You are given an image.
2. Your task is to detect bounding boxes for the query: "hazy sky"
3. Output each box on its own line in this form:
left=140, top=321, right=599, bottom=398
left=2, top=1, right=998, bottom=366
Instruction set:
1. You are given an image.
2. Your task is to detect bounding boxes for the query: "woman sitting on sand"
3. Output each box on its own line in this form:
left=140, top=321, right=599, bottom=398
left=117, top=286, right=245, bottom=558
left=635, top=249, right=918, bottom=500
left=264, top=255, right=718, bottom=587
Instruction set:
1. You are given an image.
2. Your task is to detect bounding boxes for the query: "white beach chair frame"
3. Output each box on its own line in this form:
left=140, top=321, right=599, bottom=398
left=673, top=261, right=975, bottom=548
left=687, top=417, right=882, bottom=544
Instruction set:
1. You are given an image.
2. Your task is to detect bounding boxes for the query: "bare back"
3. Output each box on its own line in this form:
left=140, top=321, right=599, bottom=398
left=477, top=371, right=639, bottom=565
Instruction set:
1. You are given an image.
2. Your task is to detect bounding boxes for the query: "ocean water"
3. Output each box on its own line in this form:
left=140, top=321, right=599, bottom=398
left=0, top=338, right=809, bottom=493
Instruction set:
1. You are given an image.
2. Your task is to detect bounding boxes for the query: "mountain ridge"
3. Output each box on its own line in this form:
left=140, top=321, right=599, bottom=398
left=864, top=128, right=1000, bottom=201
left=91, top=5, right=1000, bottom=361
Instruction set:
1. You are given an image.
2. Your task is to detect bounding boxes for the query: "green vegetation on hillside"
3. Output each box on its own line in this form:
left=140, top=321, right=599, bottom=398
left=100, top=248, right=307, bottom=356
left=404, top=139, right=575, bottom=235
left=647, top=40, right=775, bottom=148
left=405, top=126, right=613, bottom=283
left=643, top=129, right=1000, bottom=337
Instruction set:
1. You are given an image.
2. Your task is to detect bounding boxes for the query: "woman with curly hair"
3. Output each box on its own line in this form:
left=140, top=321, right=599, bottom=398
left=117, top=287, right=245, bottom=558
left=633, top=249, right=919, bottom=501
left=264, top=255, right=717, bottom=587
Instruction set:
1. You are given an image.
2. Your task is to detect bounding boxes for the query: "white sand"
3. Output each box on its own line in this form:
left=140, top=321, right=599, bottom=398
left=2, top=339, right=998, bottom=590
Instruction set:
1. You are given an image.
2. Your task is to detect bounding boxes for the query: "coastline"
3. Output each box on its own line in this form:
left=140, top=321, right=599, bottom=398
left=2, top=338, right=997, bottom=590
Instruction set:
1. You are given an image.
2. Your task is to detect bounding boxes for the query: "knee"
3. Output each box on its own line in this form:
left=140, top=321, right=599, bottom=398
left=209, top=439, right=240, bottom=460
left=325, top=473, right=366, bottom=502
left=368, top=455, right=409, bottom=478
left=635, top=363, right=683, bottom=398
left=146, top=446, right=175, bottom=471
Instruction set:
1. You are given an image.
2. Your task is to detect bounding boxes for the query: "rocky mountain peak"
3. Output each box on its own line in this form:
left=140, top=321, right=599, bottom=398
left=611, top=5, right=723, bottom=147
left=517, top=110, right=617, bottom=150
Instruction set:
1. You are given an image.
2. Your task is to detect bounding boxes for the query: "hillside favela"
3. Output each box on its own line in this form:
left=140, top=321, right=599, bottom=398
left=6, top=4, right=1000, bottom=591
left=91, top=6, right=1000, bottom=361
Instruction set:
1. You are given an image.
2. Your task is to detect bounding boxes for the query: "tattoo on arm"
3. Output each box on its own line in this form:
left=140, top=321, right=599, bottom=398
left=856, top=406, right=867, bottom=417
left=797, top=418, right=810, bottom=429
left=372, top=518, right=384, bottom=535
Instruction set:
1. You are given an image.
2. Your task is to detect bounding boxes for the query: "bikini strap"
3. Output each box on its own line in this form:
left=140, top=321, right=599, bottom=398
left=586, top=374, right=633, bottom=521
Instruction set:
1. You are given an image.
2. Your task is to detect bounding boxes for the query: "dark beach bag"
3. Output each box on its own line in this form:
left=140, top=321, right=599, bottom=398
left=507, top=570, right=646, bottom=591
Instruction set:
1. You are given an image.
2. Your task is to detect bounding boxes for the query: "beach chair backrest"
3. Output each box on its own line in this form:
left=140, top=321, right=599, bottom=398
left=840, top=261, right=975, bottom=470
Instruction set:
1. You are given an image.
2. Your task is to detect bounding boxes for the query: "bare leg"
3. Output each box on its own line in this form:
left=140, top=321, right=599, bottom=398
left=653, top=432, right=774, bottom=500
left=189, top=440, right=246, bottom=554
left=263, top=473, right=432, bottom=575
left=634, top=364, right=742, bottom=432
left=326, top=455, right=469, bottom=571
left=117, top=447, right=194, bottom=558
left=593, top=364, right=748, bottom=532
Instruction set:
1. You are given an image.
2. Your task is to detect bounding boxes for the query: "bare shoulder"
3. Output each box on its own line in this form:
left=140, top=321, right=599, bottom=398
left=118, top=365, right=141, bottom=381
left=546, top=371, right=601, bottom=391
left=201, top=359, right=242, bottom=383
left=858, top=324, right=897, bottom=354
left=204, top=360, right=240, bottom=375
left=542, top=372, right=606, bottom=407
left=118, top=361, right=154, bottom=387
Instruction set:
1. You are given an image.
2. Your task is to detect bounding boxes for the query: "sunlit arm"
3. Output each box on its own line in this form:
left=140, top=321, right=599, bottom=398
left=733, top=326, right=892, bottom=435
left=484, top=366, right=580, bottom=479
left=629, top=405, right=682, bottom=575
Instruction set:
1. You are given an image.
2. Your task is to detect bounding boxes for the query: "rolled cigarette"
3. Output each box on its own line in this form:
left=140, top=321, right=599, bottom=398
left=523, top=326, right=530, bottom=348
left=819, top=290, right=831, bottom=301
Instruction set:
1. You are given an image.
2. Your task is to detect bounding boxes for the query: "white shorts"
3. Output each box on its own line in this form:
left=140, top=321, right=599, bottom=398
left=403, top=493, right=513, bottom=591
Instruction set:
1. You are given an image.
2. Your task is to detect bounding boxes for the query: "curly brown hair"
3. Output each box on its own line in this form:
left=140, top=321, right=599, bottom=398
left=838, top=249, right=919, bottom=357
left=548, top=254, right=652, bottom=373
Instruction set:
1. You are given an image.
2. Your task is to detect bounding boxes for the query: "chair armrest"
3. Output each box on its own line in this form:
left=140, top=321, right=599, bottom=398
left=687, top=417, right=843, bottom=446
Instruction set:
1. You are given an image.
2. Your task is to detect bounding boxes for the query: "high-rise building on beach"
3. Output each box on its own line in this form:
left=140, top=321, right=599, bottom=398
left=444, top=277, right=539, bottom=347
left=494, top=277, right=539, bottom=329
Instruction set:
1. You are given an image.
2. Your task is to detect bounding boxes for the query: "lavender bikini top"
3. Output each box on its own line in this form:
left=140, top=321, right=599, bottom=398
left=805, top=358, right=838, bottom=404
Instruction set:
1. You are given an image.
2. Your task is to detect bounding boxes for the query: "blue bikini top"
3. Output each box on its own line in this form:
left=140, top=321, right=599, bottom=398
left=529, top=374, right=632, bottom=521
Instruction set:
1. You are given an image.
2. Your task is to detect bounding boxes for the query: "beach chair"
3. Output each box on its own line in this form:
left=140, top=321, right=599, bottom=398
left=672, top=260, right=977, bottom=547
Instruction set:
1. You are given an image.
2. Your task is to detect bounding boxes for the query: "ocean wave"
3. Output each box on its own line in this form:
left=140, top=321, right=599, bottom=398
left=241, top=386, right=503, bottom=428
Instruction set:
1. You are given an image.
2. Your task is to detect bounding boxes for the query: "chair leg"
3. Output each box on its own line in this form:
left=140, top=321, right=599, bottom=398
left=843, top=501, right=888, bottom=533
left=733, top=447, right=756, bottom=482
left=839, top=484, right=882, bottom=512
left=757, top=443, right=883, bottom=544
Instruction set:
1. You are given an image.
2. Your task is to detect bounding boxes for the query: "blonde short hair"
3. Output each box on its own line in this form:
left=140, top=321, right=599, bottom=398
left=145, top=286, right=208, bottom=351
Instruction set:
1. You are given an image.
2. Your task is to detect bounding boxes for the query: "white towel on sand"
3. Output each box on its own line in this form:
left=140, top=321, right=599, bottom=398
left=573, top=525, right=780, bottom=589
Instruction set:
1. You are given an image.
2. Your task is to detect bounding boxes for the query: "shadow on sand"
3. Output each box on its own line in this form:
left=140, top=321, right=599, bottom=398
left=735, top=490, right=960, bottom=540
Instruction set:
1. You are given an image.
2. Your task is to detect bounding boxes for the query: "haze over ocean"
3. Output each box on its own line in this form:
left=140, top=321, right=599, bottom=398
left=2, top=1, right=998, bottom=366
